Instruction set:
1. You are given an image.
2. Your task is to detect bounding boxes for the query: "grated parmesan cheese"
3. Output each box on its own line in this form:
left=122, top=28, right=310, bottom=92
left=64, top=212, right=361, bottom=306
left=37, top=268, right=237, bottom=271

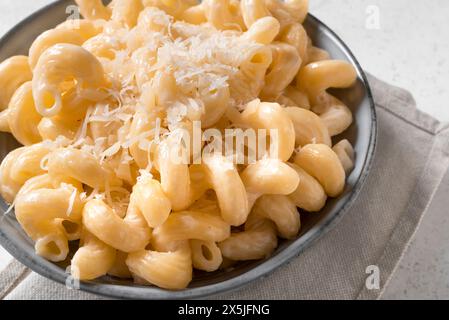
left=100, top=142, right=122, bottom=161
left=62, top=183, right=78, bottom=217
left=4, top=198, right=16, bottom=216
left=39, top=154, right=50, bottom=171
left=137, top=169, right=153, bottom=183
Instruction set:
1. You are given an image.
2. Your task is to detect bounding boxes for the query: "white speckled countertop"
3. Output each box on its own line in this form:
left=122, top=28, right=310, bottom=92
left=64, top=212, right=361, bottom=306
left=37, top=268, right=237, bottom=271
left=1, top=0, right=448, bottom=299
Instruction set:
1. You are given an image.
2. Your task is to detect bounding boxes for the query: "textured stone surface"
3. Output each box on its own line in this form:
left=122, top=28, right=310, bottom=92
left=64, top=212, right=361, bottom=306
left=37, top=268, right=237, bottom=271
left=310, top=0, right=449, bottom=122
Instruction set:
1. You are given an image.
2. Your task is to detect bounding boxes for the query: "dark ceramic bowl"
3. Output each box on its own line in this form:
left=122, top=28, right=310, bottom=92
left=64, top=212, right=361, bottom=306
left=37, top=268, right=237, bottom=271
left=0, top=0, right=377, bottom=299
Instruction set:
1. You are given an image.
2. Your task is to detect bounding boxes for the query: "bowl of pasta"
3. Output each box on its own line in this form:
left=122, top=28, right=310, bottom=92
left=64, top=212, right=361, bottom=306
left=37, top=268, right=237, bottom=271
left=0, top=0, right=376, bottom=299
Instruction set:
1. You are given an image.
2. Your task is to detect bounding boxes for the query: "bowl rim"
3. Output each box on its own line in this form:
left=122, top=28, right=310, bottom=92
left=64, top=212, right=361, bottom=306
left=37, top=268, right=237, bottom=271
left=0, top=0, right=378, bottom=300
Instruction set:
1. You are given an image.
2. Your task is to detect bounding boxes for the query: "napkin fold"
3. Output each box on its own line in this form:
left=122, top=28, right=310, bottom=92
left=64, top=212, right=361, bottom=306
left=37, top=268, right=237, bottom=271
left=1, top=74, right=448, bottom=300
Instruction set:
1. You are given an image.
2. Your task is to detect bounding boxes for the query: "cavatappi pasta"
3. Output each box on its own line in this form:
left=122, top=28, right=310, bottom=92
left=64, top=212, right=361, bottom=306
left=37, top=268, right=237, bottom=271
left=0, top=0, right=358, bottom=290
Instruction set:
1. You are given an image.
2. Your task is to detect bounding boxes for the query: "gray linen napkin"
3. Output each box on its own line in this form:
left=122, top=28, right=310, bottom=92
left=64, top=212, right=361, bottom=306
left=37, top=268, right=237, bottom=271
left=1, top=74, right=448, bottom=300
